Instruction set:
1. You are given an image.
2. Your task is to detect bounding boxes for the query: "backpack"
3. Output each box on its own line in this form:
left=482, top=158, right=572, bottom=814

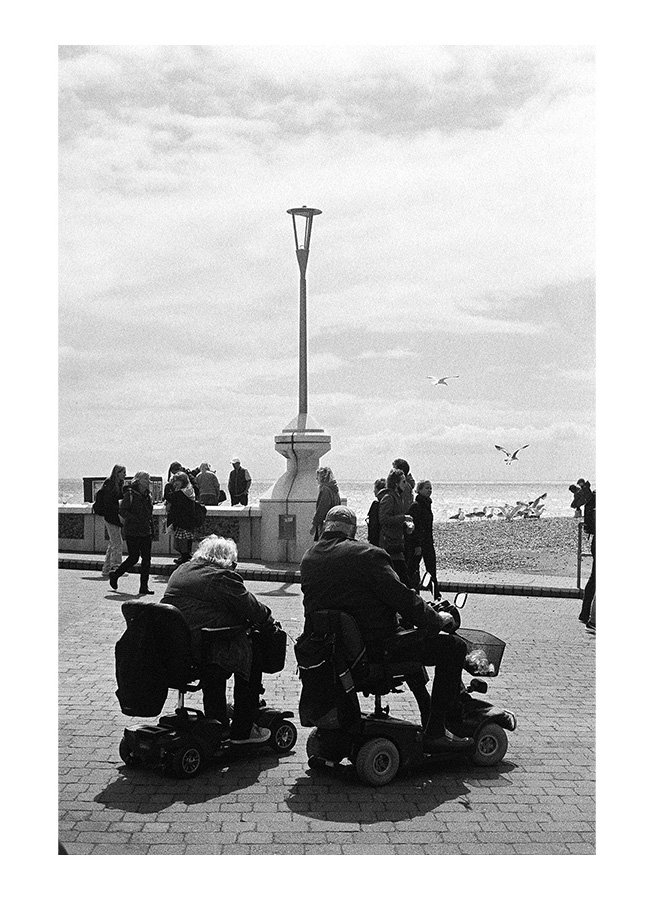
left=92, top=486, right=107, bottom=516
left=294, top=611, right=366, bottom=730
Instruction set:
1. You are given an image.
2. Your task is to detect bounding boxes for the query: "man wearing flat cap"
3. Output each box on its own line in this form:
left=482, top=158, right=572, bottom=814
left=300, top=505, right=471, bottom=751
left=228, top=458, right=252, bottom=506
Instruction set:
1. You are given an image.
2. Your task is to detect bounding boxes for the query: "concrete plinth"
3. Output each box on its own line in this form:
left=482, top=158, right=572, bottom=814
left=260, top=429, right=331, bottom=564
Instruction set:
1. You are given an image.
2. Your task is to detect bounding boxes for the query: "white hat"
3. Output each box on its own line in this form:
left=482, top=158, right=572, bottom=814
left=231, top=457, right=240, bottom=464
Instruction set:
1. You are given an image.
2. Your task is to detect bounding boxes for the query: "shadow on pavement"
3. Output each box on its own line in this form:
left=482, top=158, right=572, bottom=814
left=94, top=751, right=284, bottom=813
left=255, top=583, right=297, bottom=598
left=285, top=759, right=517, bottom=824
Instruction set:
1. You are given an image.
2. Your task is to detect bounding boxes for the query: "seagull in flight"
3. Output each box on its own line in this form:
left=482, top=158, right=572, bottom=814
left=495, top=444, right=530, bottom=465
left=427, top=375, right=460, bottom=386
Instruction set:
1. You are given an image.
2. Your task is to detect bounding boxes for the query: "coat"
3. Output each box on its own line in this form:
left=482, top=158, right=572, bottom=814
left=300, top=534, right=444, bottom=656
left=312, top=481, right=341, bottom=534
left=102, top=479, right=123, bottom=527
left=119, top=485, right=154, bottom=538
left=377, top=488, right=407, bottom=558
left=165, top=489, right=197, bottom=532
left=162, top=561, right=272, bottom=677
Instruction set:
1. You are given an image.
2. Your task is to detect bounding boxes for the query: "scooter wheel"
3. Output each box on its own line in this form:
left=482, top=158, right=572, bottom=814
left=118, top=736, right=139, bottom=767
left=168, top=741, right=203, bottom=778
left=268, top=719, right=298, bottom=753
left=355, top=738, right=400, bottom=786
left=471, top=723, right=508, bottom=766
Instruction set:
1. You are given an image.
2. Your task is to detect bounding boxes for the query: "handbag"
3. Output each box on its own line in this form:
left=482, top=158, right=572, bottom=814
left=256, top=621, right=287, bottom=673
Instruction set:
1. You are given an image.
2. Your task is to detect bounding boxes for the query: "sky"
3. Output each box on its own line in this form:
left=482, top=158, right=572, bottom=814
left=59, top=45, right=595, bottom=483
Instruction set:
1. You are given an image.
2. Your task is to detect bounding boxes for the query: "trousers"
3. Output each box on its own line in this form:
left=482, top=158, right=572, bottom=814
left=580, top=535, right=596, bottom=622
left=386, top=629, right=467, bottom=734
left=200, top=658, right=263, bottom=739
left=102, top=521, right=123, bottom=574
left=113, top=535, right=152, bottom=589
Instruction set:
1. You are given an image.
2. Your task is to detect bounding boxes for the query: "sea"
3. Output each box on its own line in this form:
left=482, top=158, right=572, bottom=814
left=58, top=478, right=575, bottom=521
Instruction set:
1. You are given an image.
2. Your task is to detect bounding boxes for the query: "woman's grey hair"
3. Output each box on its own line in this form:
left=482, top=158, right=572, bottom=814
left=316, top=466, right=334, bottom=483
left=192, top=534, right=238, bottom=568
left=416, top=479, right=432, bottom=492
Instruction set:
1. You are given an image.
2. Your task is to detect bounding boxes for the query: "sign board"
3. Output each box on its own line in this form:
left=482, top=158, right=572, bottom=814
left=278, top=514, right=296, bottom=541
left=83, top=476, right=164, bottom=503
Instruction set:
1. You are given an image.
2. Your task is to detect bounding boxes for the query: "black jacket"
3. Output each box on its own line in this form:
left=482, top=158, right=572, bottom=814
left=162, top=562, right=272, bottom=674
left=406, top=494, right=434, bottom=553
left=102, top=479, right=123, bottom=527
left=166, top=489, right=196, bottom=531
left=366, top=499, right=381, bottom=546
left=119, top=485, right=154, bottom=538
left=300, top=534, right=444, bottom=654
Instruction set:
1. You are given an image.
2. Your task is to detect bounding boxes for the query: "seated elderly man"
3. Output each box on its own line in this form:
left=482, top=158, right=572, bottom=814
left=300, top=506, right=471, bottom=751
left=162, top=534, right=274, bottom=744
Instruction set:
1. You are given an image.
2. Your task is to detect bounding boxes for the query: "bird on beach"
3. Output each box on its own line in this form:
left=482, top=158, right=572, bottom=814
left=495, top=444, right=529, bottom=465
left=427, top=375, right=460, bottom=386
left=449, top=508, right=465, bottom=521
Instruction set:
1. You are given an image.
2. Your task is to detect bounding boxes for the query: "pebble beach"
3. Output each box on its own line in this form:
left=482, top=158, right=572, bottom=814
left=356, top=515, right=582, bottom=577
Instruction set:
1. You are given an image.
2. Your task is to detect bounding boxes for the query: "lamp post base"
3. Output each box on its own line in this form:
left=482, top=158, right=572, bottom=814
left=259, top=429, right=331, bottom=563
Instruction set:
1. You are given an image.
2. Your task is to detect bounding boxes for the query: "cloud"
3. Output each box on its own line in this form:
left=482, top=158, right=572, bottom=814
left=58, top=46, right=595, bottom=480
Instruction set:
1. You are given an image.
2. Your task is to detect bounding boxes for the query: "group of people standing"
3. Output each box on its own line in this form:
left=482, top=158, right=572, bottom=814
left=367, top=458, right=441, bottom=598
left=96, top=457, right=253, bottom=595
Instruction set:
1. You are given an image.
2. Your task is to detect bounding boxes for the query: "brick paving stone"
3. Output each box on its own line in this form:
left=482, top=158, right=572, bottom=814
left=59, top=570, right=595, bottom=856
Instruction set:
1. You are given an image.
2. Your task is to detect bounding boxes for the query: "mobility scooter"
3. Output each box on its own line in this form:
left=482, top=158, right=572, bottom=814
left=298, top=591, right=517, bottom=786
left=115, top=600, right=298, bottom=778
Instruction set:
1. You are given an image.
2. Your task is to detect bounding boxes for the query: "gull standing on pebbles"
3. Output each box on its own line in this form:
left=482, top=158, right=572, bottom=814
left=427, top=375, right=460, bottom=385
left=494, top=444, right=530, bottom=465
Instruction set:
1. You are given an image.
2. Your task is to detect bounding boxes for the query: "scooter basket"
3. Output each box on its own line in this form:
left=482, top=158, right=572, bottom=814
left=456, top=628, right=506, bottom=677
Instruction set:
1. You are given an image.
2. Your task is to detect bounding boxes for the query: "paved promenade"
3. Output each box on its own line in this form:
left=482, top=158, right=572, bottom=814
left=59, top=568, right=595, bottom=855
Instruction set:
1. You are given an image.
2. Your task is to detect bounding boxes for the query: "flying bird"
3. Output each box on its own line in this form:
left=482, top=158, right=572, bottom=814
left=495, top=444, right=530, bottom=465
left=427, top=375, right=460, bottom=385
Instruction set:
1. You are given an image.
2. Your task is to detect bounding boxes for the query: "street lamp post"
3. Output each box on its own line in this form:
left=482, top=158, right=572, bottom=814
left=260, top=204, right=332, bottom=563
left=285, top=206, right=323, bottom=433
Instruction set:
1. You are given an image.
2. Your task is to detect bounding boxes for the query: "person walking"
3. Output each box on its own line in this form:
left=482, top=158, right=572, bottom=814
left=310, top=466, right=341, bottom=539
left=165, top=470, right=197, bottom=565
left=100, top=465, right=126, bottom=577
left=579, top=482, right=596, bottom=628
left=228, top=458, right=252, bottom=506
left=109, top=471, right=155, bottom=595
left=195, top=462, right=220, bottom=506
left=406, top=479, right=441, bottom=597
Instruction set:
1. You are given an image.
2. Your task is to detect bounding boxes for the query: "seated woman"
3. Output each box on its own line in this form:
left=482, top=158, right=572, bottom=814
left=162, top=534, right=274, bottom=744
left=165, top=471, right=197, bottom=564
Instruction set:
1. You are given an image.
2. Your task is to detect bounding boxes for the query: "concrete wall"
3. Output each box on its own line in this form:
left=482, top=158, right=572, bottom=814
left=59, top=505, right=263, bottom=560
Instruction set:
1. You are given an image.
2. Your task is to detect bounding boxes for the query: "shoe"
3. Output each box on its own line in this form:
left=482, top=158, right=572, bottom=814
left=423, top=729, right=473, bottom=753
left=230, top=724, right=271, bottom=745
left=173, top=557, right=183, bottom=564
left=586, top=623, right=596, bottom=634
left=138, top=588, right=154, bottom=596
left=109, top=572, right=119, bottom=591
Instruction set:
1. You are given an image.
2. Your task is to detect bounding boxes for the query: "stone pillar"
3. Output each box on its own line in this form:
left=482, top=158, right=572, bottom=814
left=259, top=426, right=331, bottom=564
